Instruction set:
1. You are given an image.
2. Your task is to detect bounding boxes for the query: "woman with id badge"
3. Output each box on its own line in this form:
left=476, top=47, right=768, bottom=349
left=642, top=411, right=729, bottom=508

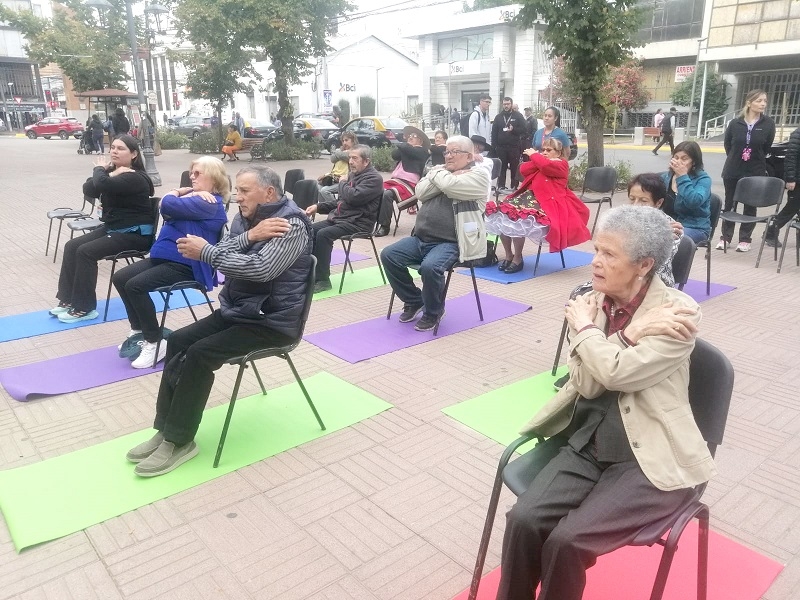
left=718, top=89, right=775, bottom=253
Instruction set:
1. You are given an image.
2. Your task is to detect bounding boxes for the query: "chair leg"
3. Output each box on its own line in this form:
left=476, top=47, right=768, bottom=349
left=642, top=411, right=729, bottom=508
left=755, top=221, right=770, bottom=268
left=338, top=239, right=354, bottom=294
left=697, top=506, right=710, bottom=600
left=705, top=245, right=711, bottom=296
left=153, top=290, right=172, bottom=369
left=777, top=225, right=791, bottom=273
left=250, top=361, right=267, bottom=395
left=590, top=200, right=604, bottom=236
left=103, top=259, right=119, bottom=322
left=559, top=250, right=566, bottom=269
left=386, top=290, right=396, bottom=319
left=796, top=225, right=800, bottom=267
left=213, top=362, right=247, bottom=468
left=392, top=204, right=401, bottom=236
left=532, top=244, right=543, bottom=277
left=52, top=219, right=66, bottom=263
left=433, top=268, right=454, bottom=336
left=45, top=219, right=54, bottom=257
left=202, top=290, right=214, bottom=314
left=370, top=237, right=387, bottom=284
left=339, top=239, right=355, bottom=274
left=469, top=266, right=484, bottom=322
left=551, top=318, right=569, bottom=376
left=467, top=464, right=507, bottom=600
left=182, top=289, right=199, bottom=322
left=285, top=354, right=326, bottom=430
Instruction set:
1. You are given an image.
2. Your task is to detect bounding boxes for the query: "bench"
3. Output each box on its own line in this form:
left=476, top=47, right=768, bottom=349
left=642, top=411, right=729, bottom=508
left=644, top=127, right=661, bottom=137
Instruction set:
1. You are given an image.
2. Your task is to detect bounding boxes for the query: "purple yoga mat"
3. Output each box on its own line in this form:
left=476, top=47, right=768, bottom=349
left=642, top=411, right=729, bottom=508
left=304, top=293, right=531, bottom=363
left=681, top=279, right=736, bottom=303
left=0, top=345, right=163, bottom=402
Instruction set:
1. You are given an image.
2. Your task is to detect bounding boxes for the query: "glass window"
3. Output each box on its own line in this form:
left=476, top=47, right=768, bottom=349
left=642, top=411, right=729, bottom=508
left=437, top=33, right=494, bottom=63
left=637, top=0, right=705, bottom=42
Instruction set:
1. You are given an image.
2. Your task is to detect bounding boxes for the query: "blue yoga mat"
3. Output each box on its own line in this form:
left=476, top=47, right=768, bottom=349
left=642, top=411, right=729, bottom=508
left=457, top=249, right=594, bottom=284
left=0, top=290, right=212, bottom=343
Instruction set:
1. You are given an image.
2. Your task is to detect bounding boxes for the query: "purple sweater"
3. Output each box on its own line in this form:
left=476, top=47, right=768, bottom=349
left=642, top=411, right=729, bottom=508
left=149, top=193, right=228, bottom=290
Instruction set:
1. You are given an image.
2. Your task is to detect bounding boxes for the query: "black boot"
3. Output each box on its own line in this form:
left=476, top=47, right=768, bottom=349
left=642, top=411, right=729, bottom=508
left=765, top=226, right=782, bottom=248
left=374, top=224, right=390, bottom=237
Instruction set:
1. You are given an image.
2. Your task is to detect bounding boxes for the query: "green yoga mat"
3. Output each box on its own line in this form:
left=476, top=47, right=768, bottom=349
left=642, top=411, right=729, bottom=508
left=313, top=265, right=418, bottom=300
left=0, top=372, right=392, bottom=551
left=441, top=367, right=567, bottom=446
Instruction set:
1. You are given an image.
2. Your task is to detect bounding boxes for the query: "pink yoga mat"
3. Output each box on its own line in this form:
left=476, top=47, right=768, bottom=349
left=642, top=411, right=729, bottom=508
left=0, top=345, right=163, bottom=401
left=453, top=521, right=783, bottom=600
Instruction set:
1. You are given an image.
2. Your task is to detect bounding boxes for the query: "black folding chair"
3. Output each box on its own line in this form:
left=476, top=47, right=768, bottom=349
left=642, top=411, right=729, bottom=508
left=284, top=169, right=305, bottom=198
left=579, top=167, right=617, bottom=235
left=386, top=259, right=484, bottom=336
left=776, top=216, right=800, bottom=273
left=213, top=256, right=325, bottom=468
left=550, top=281, right=594, bottom=376
left=696, top=193, right=722, bottom=296
left=291, top=179, right=319, bottom=216
left=46, top=195, right=98, bottom=263
left=337, top=210, right=387, bottom=294
left=101, top=196, right=161, bottom=321
left=719, top=176, right=785, bottom=267
left=672, top=234, right=697, bottom=290
left=470, top=338, right=734, bottom=600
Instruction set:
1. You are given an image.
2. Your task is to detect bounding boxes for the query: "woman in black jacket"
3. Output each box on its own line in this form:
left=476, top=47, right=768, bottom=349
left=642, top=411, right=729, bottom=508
left=765, top=126, right=800, bottom=247
left=51, top=134, right=155, bottom=323
left=717, top=89, right=775, bottom=252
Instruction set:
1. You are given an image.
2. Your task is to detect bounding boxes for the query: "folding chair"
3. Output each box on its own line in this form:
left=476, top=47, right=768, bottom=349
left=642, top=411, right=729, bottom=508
left=718, top=176, right=785, bottom=267
left=386, top=259, right=484, bottom=336
left=46, top=195, right=98, bottom=262
left=337, top=210, right=387, bottom=294
left=697, top=193, right=721, bottom=296
left=671, top=234, right=697, bottom=290
left=579, top=167, right=617, bottom=235
left=470, top=338, right=734, bottom=600
left=776, top=216, right=800, bottom=274
left=291, top=179, right=319, bottom=215
left=391, top=195, right=417, bottom=237
left=284, top=169, right=305, bottom=198
left=101, top=196, right=161, bottom=321
left=213, top=256, right=325, bottom=468
left=550, top=281, right=594, bottom=376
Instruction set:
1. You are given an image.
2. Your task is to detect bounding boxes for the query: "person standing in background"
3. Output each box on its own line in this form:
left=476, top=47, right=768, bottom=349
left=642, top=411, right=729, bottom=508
left=652, top=107, right=677, bottom=156
left=764, top=125, right=798, bottom=247
left=491, top=97, right=526, bottom=193
left=653, top=108, right=664, bottom=142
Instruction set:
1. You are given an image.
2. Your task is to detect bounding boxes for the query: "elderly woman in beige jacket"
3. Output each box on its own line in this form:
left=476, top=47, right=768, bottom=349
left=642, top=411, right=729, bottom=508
left=497, top=205, right=713, bottom=600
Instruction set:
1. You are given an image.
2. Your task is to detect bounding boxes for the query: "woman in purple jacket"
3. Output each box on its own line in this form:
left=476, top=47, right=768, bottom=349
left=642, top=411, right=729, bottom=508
left=113, top=156, right=229, bottom=368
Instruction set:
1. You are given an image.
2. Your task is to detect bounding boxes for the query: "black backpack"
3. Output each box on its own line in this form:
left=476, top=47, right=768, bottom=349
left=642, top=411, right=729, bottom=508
left=460, top=112, right=472, bottom=137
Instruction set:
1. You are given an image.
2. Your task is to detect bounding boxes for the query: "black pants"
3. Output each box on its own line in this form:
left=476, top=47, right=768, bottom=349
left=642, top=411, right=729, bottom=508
left=312, top=219, right=361, bottom=281
left=112, top=258, right=194, bottom=342
left=57, top=227, right=151, bottom=312
left=378, top=189, right=397, bottom=230
left=653, top=132, right=674, bottom=154
left=497, top=442, right=692, bottom=600
left=721, top=177, right=758, bottom=243
left=769, top=185, right=799, bottom=233
left=497, top=144, right=521, bottom=189
left=154, top=310, right=293, bottom=446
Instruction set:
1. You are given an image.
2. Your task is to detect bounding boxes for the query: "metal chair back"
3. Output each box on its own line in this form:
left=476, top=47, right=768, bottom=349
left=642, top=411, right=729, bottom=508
left=731, top=176, right=785, bottom=209
left=582, top=166, right=617, bottom=196
left=284, top=169, right=305, bottom=196
left=672, top=235, right=696, bottom=290
left=291, top=179, right=319, bottom=212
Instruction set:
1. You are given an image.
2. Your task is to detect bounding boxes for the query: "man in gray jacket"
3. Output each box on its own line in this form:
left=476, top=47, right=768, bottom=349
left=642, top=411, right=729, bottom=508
left=381, top=135, right=489, bottom=331
left=306, top=145, right=383, bottom=292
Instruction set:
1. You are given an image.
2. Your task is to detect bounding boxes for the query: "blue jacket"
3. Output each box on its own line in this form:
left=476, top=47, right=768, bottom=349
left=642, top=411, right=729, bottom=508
left=660, top=170, right=712, bottom=234
left=149, top=193, right=228, bottom=290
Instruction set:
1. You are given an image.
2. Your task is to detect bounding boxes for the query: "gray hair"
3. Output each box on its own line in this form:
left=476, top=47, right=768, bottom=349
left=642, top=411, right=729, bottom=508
left=447, top=135, right=474, bottom=153
left=351, top=144, right=372, bottom=161
left=236, top=165, right=284, bottom=196
left=596, top=205, right=673, bottom=276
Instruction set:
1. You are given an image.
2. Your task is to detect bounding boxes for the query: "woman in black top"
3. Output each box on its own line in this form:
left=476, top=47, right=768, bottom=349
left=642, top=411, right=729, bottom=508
left=51, top=134, right=155, bottom=323
left=718, top=89, right=775, bottom=252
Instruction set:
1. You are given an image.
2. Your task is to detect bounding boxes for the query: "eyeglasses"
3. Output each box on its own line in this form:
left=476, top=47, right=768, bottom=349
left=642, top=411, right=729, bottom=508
left=190, top=170, right=203, bottom=178
left=443, top=149, right=470, bottom=157
left=407, top=133, right=420, bottom=139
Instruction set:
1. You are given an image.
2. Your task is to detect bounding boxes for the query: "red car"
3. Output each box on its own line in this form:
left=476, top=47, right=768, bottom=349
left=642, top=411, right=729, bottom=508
left=25, top=117, right=84, bottom=140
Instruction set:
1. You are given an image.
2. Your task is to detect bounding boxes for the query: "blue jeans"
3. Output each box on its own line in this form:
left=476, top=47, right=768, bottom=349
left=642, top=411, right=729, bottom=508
left=381, top=236, right=460, bottom=318
left=682, top=227, right=709, bottom=244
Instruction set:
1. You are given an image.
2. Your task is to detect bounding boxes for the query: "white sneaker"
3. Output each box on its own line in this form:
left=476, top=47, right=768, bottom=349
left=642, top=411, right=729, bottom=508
left=117, top=329, right=142, bottom=350
left=736, top=242, right=751, bottom=252
left=131, top=341, right=167, bottom=369
left=715, top=240, right=726, bottom=250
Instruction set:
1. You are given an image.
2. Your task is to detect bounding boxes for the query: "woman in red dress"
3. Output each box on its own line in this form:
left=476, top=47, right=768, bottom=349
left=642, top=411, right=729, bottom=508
left=486, top=138, right=591, bottom=273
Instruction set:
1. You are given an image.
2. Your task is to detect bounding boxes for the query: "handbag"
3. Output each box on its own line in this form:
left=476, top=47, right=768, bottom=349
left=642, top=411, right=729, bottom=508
left=472, top=238, right=499, bottom=268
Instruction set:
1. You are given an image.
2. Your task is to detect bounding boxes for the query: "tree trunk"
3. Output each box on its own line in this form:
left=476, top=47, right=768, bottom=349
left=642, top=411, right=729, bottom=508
left=583, top=94, right=606, bottom=167
left=215, top=105, right=224, bottom=148
left=274, top=69, right=294, bottom=145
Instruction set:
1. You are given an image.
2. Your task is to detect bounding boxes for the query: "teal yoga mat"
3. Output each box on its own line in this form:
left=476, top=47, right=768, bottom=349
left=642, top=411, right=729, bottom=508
left=0, top=372, right=392, bottom=551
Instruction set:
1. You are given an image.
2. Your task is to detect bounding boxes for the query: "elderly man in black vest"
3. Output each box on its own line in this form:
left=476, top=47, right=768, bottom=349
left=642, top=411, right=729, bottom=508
left=126, top=164, right=313, bottom=477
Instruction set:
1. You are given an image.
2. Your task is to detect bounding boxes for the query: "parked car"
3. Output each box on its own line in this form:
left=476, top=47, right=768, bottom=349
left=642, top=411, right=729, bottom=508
left=241, top=119, right=277, bottom=138
left=297, top=112, right=338, bottom=124
left=265, top=118, right=340, bottom=145
left=326, top=116, right=410, bottom=150
left=171, top=116, right=216, bottom=138
left=25, top=117, right=84, bottom=140
left=766, top=140, right=789, bottom=181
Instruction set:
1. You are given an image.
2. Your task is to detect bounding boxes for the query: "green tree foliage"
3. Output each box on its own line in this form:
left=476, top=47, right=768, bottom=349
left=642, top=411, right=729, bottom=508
left=0, top=0, right=129, bottom=92
left=173, top=0, right=352, bottom=144
left=671, top=70, right=730, bottom=126
left=357, top=95, right=376, bottom=116
left=517, top=0, right=644, bottom=166
left=338, top=99, right=351, bottom=123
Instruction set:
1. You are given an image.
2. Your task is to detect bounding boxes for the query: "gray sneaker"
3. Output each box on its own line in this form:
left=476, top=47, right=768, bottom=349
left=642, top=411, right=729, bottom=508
left=126, top=431, right=165, bottom=463
left=134, top=439, right=198, bottom=477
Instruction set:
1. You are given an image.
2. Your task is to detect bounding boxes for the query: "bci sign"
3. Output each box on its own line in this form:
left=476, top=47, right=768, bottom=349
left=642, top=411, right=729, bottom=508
left=339, top=83, right=356, bottom=92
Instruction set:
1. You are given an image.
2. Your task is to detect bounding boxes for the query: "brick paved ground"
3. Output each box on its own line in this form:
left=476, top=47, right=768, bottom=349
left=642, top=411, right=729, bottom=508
left=0, top=137, right=798, bottom=599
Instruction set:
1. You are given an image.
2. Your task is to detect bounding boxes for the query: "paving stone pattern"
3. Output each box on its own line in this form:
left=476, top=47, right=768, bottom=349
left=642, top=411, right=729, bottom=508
left=0, top=138, right=798, bottom=599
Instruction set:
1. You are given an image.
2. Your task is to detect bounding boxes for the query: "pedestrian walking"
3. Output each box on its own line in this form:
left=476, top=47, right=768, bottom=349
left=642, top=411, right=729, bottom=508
left=652, top=107, right=677, bottom=156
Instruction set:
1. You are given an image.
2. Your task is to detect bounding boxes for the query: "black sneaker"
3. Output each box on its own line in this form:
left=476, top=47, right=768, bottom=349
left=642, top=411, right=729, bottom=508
left=398, top=304, right=424, bottom=323
left=765, top=236, right=782, bottom=248
left=374, top=225, right=390, bottom=237
left=313, top=279, right=332, bottom=293
left=415, top=312, right=443, bottom=332
left=553, top=373, right=569, bottom=391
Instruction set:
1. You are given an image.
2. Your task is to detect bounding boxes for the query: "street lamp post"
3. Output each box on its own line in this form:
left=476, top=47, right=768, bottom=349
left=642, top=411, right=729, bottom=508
left=375, top=66, right=384, bottom=116
left=688, top=37, right=707, bottom=138
left=0, top=80, right=10, bottom=131
left=86, top=0, right=162, bottom=186
left=448, top=60, right=455, bottom=116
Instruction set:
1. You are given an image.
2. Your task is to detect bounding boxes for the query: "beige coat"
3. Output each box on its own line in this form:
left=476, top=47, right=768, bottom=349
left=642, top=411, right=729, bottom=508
left=521, top=278, right=716, bottom=491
